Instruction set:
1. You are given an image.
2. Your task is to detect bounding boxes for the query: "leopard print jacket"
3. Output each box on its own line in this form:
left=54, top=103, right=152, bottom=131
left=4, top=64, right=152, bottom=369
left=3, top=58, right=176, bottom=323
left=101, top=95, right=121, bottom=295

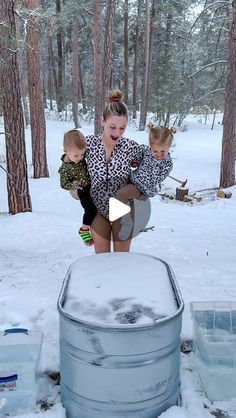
left=86, top=134, right=143, bottom=219
left=130, top=145, right=173, bottom=197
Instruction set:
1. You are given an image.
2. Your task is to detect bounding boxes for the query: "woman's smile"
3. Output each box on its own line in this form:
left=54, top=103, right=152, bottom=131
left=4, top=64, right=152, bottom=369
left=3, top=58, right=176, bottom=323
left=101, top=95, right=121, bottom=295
left=101, top=115, right=127, bottom=145
left=111, top=135, right=119, bottom=142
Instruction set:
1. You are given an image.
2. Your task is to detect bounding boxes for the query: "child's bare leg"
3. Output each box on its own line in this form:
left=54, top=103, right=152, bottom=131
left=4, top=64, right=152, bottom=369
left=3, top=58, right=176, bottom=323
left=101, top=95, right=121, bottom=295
left=116, top=184, right=142, bottom=204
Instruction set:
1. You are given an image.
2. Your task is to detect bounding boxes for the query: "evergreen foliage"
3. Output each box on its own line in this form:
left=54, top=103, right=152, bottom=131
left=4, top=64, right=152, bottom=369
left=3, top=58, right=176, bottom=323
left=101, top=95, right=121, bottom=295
left=3, top=0, right=232, bottom=122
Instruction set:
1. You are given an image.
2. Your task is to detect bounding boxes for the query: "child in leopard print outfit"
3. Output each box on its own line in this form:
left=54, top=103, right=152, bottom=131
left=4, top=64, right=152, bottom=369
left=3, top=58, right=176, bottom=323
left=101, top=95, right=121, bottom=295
left=58, top=130, right=97, bottom=246
left=116, top=125, right=175, bottom=239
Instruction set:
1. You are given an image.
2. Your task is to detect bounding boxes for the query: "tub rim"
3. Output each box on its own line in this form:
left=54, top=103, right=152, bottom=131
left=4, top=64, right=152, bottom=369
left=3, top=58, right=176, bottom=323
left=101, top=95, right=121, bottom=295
left=57, top=253, right=184, bottom=331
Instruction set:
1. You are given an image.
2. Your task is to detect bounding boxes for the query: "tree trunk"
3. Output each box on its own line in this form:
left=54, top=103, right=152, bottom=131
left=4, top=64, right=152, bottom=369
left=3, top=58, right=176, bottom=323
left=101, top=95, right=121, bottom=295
left=176, top=187, right=189, bottom=201
left=211, top=109, right=216, bottom=130
left=163, top=12, right=173, bottom=124
left=147, top=0, right=155, bottom=107
left=102, top=0, right=116, bottom=109
left=48, top=29, right=58, bottom=106
left=24, top=0, right=49, bottom=178
left=220, top=1, right=236, bottom=188
left=62, top=33, right=66, bottom=110
left=56, top=0, right=65, bottom=112
left=15, top=6, right=30, bottom=127
left=41, top=1, right=54, bottom=112
left=123, top=0, right=129, bottom=104
left=0, top=0, right=32, bottom=214
left=72, top=16, right=79, bottom=128
left=43, top=78, right=47, bottom=108
left=132, top=0, right=142, bottom=119
left=47, top=40, right=54, bottom=112
left=93, top=0, right=103, bottom=135
left=78, top=57, right=87, bottom=114
left=139, top=0, right=151, bottom=131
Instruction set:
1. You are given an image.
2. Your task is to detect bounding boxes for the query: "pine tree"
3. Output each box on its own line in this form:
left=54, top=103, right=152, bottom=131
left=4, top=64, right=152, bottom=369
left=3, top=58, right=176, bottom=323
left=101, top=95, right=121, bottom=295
left=139, top=0, right=151, bottom=130
left=93, top=0, right=103, bottom=134
left=220, top=1, right=236, bottom=188
left=0, top=0, right=32, bottom=214
left=24, top=0, right=49, bottom=178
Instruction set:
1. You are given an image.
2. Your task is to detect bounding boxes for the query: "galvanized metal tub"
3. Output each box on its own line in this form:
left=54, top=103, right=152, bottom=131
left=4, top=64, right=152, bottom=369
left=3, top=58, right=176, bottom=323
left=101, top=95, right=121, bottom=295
left=58, top=253, right=184, bottom=418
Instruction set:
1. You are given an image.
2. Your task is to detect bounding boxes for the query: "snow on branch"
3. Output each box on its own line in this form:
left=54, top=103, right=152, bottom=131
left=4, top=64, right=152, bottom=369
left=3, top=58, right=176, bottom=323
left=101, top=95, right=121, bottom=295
left=188, top=60, right=228, bottom=78
left=193, top=88, right=225, bottom=103
left=0, top=20, right=8, bottom=28
left=82, top=7, right=93, bottom=16
left=189, top=1, right=230, bottom=35
left=172, top=33, right=197, bottom=48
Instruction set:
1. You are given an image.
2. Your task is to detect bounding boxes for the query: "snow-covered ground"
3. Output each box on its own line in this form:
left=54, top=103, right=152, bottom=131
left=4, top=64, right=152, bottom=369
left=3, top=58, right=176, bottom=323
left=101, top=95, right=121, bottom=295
left=0, top=113, right=236, bottom=418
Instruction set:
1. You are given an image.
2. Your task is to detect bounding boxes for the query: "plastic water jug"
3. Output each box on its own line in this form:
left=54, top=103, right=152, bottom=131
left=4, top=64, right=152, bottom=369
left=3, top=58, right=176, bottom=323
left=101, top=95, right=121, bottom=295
left=0, top=328, right=43, bottom=415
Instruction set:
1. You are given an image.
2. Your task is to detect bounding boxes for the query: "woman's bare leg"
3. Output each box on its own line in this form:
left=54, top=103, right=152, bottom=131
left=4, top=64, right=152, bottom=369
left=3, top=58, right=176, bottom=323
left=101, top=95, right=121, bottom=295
left=112, top=219, right=132, bottom=252
left=90, top=213, right=111, bottom=253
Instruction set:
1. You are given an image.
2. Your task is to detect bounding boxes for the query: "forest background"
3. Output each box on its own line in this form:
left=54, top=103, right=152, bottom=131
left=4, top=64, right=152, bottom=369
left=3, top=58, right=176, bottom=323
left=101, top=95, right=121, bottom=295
left=1, top=2, right=236, bottom=416
left=0, top=0, right=236, bottom=215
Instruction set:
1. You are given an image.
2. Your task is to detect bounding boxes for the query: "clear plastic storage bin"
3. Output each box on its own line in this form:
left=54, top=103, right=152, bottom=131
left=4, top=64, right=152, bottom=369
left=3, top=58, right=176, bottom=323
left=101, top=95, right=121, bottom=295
left=0, top=328, right=43, bottom=415
left=191, top=301, right=236, bottom=401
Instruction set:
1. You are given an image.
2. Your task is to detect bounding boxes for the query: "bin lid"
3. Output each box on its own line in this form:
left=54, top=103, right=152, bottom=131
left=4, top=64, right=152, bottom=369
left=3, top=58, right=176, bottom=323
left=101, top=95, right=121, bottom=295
left=191, top=301, right=236, bottom=340
left=62, top=253, right=178, bottom=326
left=0, top=328, right=43, bottom=346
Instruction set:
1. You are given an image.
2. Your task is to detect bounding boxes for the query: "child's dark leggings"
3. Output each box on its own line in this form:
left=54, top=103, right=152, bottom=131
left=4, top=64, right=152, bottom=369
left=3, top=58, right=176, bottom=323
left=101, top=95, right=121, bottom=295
left=77, top=185, right=97, bottom=226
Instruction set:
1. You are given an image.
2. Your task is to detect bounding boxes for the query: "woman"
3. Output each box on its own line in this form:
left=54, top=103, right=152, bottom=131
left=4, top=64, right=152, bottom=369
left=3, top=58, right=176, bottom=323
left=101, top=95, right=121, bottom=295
left=86, top=90, right=143, bottom=253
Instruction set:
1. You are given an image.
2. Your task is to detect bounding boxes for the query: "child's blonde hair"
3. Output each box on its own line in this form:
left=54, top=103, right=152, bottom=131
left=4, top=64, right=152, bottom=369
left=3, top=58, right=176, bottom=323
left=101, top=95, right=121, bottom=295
left=63, top=130, right=87, bottom=151
left=102, top=89, right=128, bottom=121
left=148, top=124, right=176, bottom=146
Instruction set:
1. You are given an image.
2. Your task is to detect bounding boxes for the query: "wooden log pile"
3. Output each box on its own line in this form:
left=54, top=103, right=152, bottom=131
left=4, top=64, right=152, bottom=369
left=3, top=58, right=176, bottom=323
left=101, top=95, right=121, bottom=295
left=159, top=187, right=232, bottom=203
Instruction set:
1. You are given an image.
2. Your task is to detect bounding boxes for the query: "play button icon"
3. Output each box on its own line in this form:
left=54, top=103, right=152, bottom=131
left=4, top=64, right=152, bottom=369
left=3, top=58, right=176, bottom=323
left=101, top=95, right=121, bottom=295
left=109, top=197, right=131, bottom=222
left=90, top=178, right=151, bottom=240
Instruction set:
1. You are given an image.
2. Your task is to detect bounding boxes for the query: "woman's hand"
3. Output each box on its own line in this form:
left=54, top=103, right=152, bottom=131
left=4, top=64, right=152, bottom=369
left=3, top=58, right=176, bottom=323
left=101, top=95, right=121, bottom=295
left=137, top=193, right=148, bottom=201
left=72, top=180, right=84, bottom=189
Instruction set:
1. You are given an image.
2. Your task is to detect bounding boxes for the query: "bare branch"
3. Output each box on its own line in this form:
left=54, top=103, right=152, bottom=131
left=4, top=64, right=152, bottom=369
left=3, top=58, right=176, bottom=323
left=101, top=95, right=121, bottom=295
left=0, top=20, right=8, bottom=28
left=0, top=164, right=14, bottom=184
left=172, top=33, right=197, bottom=48
left=188, top=60, right=228, bottom=78
left=189, top=1, right=230, bottom=35
left=193, top=88, right=225, bottom=103
left=140, top=225, right=155, bottom=232
left=82, top=7, right=93, bottom=16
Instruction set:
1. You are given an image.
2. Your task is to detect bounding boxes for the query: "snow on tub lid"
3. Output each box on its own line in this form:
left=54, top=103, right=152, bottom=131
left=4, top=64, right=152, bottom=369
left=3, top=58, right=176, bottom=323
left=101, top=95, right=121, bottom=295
left=63, top=253, right=178, bottom=326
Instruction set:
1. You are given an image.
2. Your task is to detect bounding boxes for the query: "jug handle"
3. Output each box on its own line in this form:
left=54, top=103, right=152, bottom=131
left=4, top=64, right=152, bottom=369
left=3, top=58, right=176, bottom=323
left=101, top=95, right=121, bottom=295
left=0, top=374, right=18, bottom=383
left=4, top=328, right=28, bottom=336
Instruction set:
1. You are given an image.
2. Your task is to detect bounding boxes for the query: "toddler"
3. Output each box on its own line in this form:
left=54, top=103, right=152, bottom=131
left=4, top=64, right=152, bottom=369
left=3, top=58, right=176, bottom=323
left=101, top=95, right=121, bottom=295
left=116, top=125, right=175, bottom=239
left=58, top=129, right=97, bottom=246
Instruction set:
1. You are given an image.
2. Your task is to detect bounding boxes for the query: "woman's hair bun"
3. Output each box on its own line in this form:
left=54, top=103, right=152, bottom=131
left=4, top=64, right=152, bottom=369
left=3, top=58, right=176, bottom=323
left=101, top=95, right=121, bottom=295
left=169, top=127, right=177, bottom=134
left=107, top=89, right=123, bottom=103
left=147, top=122, right=156, bottom=130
